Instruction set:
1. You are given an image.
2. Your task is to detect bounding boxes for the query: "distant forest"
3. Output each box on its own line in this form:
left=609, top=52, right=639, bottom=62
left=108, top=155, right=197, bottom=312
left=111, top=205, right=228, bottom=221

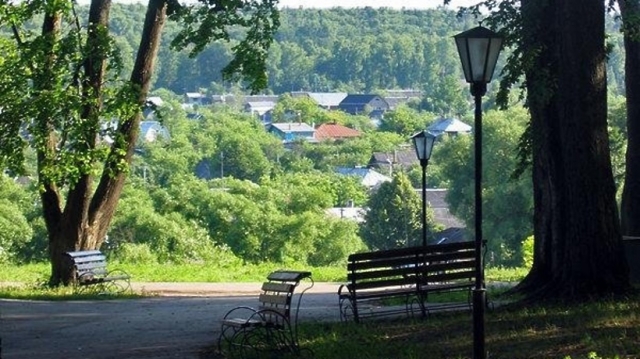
left=99, top=5, right=625, bottom=99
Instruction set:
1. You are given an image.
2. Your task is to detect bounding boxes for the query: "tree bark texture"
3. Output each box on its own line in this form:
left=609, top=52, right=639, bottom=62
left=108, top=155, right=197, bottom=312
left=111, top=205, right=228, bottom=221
left=46, top=0, right=168, bottom=285
left=516, top=0, right=629, bottom=299
left=619, top=0, right=640, bottom=238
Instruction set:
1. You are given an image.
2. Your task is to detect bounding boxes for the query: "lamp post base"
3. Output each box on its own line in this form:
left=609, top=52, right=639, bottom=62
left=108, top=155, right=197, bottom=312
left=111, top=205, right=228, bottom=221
left=472, top=288, right=486, bottom=359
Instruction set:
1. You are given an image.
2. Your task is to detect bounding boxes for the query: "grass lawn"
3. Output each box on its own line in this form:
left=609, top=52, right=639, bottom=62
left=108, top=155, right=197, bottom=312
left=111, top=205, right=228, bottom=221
left=294, top=294, right=640, bottom=359
left=0, top=262, right=526, bottom=284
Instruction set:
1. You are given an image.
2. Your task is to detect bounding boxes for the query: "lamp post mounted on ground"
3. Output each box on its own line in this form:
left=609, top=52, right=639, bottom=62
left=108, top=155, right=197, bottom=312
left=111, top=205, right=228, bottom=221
left=454, top=26, right=503, bottom=359
left=411, top=130, right=437, bottom=248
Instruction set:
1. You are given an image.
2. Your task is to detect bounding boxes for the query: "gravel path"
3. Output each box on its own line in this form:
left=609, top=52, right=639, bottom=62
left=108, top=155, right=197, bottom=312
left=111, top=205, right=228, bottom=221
left=0, top=282, right=342, bottom=359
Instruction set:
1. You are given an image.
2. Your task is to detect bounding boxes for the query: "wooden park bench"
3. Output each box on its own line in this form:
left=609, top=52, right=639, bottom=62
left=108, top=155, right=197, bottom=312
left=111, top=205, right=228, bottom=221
left=338, top=241, right=480, bottom=323
left=65, top=250, right=131, bottom=294
left=218, top=270, right=314, bottom=359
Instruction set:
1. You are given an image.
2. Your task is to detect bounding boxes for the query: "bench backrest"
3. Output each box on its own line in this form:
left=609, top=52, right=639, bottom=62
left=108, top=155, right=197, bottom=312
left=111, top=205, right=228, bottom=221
left=258, top=270, right=312, bottom=325
left=347, top=241, right=477, bottom=291
left=420, top=241, right=477, bottom=286
left=66, top=250, right=109, bottom=278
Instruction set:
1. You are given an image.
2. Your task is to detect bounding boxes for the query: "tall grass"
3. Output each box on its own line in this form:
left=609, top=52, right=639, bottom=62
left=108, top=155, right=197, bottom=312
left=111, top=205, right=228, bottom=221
left=0, top=261, right=347, bottom=284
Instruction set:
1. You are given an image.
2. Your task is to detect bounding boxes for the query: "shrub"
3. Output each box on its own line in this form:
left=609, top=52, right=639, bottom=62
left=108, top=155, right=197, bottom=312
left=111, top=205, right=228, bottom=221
left=111, top=243, right=158, bottom=264
left=0, top=199, right=33, bottom=263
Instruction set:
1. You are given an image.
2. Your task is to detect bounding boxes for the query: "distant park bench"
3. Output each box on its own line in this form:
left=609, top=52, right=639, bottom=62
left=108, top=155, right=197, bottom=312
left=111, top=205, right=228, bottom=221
left=338, top=241, right=479, bottom=322
left=218, top=270, right=314, bottom=358
left=65, top=250, right=131, bottom=294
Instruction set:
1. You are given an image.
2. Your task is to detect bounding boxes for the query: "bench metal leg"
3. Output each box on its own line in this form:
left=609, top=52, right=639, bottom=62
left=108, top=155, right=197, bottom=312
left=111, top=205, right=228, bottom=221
left=219, top=324, right=303, bottom=359
left=338, top=297, right=356, bottom=322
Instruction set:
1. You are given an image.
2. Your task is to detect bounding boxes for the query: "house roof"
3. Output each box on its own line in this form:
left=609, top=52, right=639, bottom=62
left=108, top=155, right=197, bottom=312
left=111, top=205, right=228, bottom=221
left=384, top=89, right=423, bottom=98
left=425, top=189, right=466, bottom=230
left=139, top=120, right=170, bottom=142
left=185, top=92, right=206, bottom=99
left=245, top=101, right=276, bottom=115
left=308, top=92, right=348, bottom=108
left=427, top=117, right=472, bottom=134
left=244, top=95, right=280, bottom=103
left=290, top=92, right=348, bottom=108
left=270, top=122, right=315, bottom=133
left=433, top=227, right=468, bottom=244
left=339, top=94, right=390, bottom=117
left=147, top=96, right=163, bottom=107
left=424, top=188, right=448, bottom=208
left=369, top=149, right=417, bottom=168
left=339, top=94, right=383, bottom=106
left=335, top=167, right=391, bottom=188
left=384, top=97, right=412, bottom=109
left=315, top=123, right=361, bottom=140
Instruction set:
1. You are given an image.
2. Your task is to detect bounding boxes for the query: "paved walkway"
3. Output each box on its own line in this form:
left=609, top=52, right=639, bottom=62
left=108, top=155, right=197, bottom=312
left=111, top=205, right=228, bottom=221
left=0, top=282, right=341, bottom=359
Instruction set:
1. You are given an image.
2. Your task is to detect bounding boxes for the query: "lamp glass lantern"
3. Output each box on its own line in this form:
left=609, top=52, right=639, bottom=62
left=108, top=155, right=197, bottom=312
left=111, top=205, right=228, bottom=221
left=412, top=130, right=437, bottom=248
left=454, top=26, right=503, bottom=85
left=411, top=130, right=437, bottom=165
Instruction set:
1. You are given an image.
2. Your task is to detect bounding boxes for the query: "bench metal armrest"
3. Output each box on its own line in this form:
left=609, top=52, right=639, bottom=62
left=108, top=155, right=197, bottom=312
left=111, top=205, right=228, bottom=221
left=337, top=283, right=353, bottom=297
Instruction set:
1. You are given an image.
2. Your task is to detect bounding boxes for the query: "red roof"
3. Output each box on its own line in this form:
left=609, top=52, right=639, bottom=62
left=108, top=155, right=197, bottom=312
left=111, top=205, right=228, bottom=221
left=314, top=123, right=361, bottom=141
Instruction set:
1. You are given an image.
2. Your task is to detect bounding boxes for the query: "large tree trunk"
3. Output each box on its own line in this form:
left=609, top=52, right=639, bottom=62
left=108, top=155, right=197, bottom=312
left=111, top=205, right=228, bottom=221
left=620, top=0, right=640, bottom=238
left=47, top=0, right=168, bottom=286
left=515, top=0, right=629, bottom=299
left=36, top=10, right=76, bottom=286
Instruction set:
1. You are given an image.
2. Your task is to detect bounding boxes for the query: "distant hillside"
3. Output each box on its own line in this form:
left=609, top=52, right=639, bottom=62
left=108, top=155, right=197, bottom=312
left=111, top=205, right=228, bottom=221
left=101, top=5, right=624, bottom=99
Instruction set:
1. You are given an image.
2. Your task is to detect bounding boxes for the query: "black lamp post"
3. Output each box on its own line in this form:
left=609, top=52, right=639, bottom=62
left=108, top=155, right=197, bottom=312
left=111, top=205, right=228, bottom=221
left=454, top=26, right=503, bottom=359
left=411, top=130, right=437, bottom=248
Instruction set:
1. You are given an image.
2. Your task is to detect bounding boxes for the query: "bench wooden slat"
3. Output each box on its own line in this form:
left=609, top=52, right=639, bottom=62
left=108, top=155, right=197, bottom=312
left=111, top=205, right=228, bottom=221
left=347, top=241, right=475, bottom=262
left=75, top=262, right=107, bottom=270
left=420, top=281, right=474, bottom=292
left=259, top=293, right=291, bottom=306
left=348, top=267, right=423, bottom=282
left=347, top=288, right=417, bottom=300
left=348, top=277, right=416, bottom=291
left=66, top=250, right=103, bottom=258
left=348, top=256, right=426, bottom=271
left=424, top=251, right=475, bottom=263
left=73, top=260, right=108, bottom=267
left=423, top=269, right=476, bottom=284
left=257, top=306, right=289, bottom=316
left=340, top=241, right=479, bottom=322
left=424, top=259, right=476, bottom=273
left=261, top=282, right=295, bottom=293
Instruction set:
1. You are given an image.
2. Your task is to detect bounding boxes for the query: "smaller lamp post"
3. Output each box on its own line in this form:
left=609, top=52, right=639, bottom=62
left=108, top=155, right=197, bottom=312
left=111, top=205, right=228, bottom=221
left=454, top=26, right=503, bottom=359
left=411, top=130, right=437, bottom=248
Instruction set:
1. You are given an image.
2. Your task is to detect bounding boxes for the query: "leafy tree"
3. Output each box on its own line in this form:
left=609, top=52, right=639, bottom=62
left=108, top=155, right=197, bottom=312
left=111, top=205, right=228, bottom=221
left=0, top=0, right=279, bottom=285
left=0, top=200, right=33, bottom=263
left=378, top=104, right=435, bottom=137
left=271, top=94, right=322, bottom=123
left=480, top=0, right=629, bottom=298
left=360, top=172, right=433, bottom=250
left=608, top=94, right=628, bottom=197
left=110, top=180, right=236, bottom=263
left=439, top=107, right=533, bottom=266
left=308, top=219, right=366, bottom=266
